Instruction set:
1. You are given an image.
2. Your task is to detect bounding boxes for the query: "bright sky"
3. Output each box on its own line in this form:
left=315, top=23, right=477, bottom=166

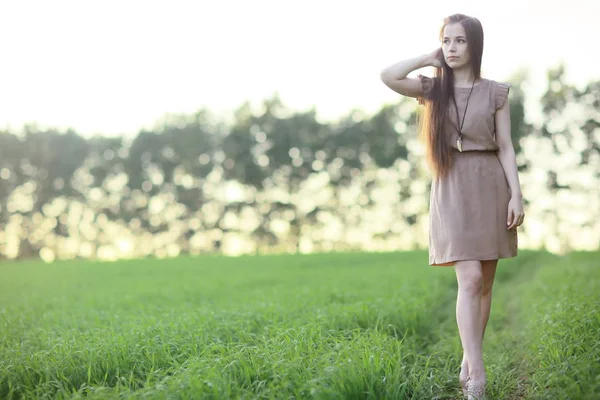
left=1, top=0, right=598, bottom=137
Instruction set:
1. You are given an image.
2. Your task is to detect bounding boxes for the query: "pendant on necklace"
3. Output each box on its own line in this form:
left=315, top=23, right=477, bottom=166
left=457, top=137, right=463, bottom=152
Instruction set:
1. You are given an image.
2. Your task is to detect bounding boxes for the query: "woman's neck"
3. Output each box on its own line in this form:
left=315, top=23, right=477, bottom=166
left=452, top=68, right=478, bottom=87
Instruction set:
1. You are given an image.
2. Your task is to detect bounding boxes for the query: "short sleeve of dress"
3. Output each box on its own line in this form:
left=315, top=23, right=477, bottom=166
left=493, top=81, right=511, bottom=111
left=416, top=74, right=435, bottom=105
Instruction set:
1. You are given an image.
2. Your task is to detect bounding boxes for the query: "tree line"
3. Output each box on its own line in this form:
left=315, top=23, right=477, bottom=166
left=0, top=65, right=597, bottom=260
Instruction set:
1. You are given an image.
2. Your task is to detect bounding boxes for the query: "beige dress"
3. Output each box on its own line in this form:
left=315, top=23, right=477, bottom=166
left=417, top=76, right=518, bottom=266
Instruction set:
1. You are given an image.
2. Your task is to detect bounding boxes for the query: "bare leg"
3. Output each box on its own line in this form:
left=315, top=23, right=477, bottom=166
left=480, top=259, right=498, bottom=339
left=454, top=260, right=486, bottom=386
left=461, top=260, right=498, bottom=379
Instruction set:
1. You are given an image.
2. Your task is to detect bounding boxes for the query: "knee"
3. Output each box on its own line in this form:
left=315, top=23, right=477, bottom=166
left=459, top=272, right=484, bottom=296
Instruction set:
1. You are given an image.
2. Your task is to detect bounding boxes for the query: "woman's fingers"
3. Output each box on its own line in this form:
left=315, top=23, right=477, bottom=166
left=508, top=210, right=525, bottom=230
left=507, top=209, right=515, bottom=230
left=517, top=212, right=525, bottom=227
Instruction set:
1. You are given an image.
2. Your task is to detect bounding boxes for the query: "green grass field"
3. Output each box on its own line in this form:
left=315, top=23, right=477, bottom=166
left=1, top=250, right=599, bottom=399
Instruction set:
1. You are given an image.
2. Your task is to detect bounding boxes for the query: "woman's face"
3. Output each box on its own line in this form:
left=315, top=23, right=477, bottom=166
left=442, top=23, right=471, bottom=69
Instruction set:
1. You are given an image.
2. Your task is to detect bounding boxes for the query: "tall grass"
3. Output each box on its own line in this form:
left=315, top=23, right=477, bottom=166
left=0, top=250, right=598, bottom=399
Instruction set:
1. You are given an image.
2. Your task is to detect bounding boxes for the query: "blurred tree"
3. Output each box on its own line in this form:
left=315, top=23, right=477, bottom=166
left=536, top=64, right=600, bottom=250
left=0, top=66, right=596, bottom=259
left=23, top=127, right=90, bottom=208
left=0, top=131, right=23, bottom=225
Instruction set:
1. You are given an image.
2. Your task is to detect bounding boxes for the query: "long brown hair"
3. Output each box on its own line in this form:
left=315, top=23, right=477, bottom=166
left=419, top=14, right=484, bottom=178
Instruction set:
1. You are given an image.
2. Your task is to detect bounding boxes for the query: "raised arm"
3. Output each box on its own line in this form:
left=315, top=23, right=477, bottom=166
left=379, top=48, right=442, bottom=98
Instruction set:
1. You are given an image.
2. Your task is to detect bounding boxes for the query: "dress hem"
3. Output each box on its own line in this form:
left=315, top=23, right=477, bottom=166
left=429, top=251, right=518, bottom=267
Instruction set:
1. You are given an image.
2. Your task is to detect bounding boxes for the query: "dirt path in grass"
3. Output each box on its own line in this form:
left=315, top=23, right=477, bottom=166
left=489, top=251, right=558, bottom=399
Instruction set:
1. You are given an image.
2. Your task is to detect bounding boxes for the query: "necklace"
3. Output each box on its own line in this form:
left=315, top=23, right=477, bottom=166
left=452, top=79, right=476, bottom=152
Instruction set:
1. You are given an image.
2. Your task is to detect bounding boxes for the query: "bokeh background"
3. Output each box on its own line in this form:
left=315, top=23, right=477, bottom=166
left=1, top=0, right=598, bottom=262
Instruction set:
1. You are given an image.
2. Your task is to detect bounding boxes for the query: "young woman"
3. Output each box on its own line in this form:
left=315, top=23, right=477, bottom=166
left=380, top=13, right=524, bottom=400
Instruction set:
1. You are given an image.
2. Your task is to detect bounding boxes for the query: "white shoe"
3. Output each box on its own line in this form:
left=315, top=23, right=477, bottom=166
left=466, top=376, right=486, bottom=400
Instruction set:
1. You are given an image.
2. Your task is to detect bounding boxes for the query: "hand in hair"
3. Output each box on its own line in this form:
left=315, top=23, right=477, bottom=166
left=427, top=48, right=443, bottom=68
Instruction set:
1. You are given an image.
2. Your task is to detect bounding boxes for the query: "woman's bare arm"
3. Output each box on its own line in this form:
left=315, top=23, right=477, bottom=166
left=379, top=49, right=442, bottom=98
left=495, top=96, right=525, bottom=230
